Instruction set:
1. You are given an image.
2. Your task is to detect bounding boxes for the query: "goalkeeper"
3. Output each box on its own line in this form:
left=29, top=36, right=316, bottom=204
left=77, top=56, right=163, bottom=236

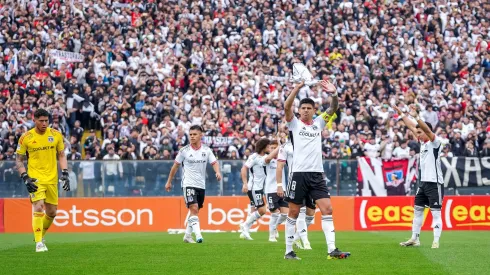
left=15, top=109, right=70, bottom=252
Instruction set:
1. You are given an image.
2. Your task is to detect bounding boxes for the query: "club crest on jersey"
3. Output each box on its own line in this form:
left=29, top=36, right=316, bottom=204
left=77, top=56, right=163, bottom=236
left=48, top=136, right=54, bottom=143
left=202, top=152, right=206, bottom=157
left=312, top=125, right=318, bottom=131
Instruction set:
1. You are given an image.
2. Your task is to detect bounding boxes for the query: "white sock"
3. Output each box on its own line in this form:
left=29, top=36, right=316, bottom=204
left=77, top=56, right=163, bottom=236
left=431, top=208, right=442, bottom=243
left=411, top=206, right=424, bottom=241
left=245, top=211, right=261, bottom=228
left=270, top=212, right=279, bottom=237
left=285, top=217, right=297, bottom=254
left=276, top=213, right=287, bottom=227
left=185, top=217, right=193, bottom=237
left=299, top=215, right=314, bottom=243
left=294, top=209, right=307, bottom=241
left=322, top=215, right=336, bottom=253
left=189, top=216, right=202, bottom=239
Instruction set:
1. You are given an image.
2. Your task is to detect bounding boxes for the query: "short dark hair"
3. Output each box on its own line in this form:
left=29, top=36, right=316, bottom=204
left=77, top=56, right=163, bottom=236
left=416, top=122, right=433, bottom=132
left=255, top=138, right=270, bottom=153
left=299, top=98, right=315, bottom=108
left=270, top=140, right=279, bottom=146
left=189, top=125, right=204, bottom=132
left=34, top=108, right=49, bottom=119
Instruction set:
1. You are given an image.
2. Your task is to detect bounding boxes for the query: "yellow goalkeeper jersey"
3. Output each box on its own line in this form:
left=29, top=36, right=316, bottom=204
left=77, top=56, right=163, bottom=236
left=16, top=128, right=65, bottom=184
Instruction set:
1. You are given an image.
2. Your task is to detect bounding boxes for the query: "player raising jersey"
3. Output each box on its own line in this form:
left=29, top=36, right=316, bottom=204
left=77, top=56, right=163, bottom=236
left=394, top=104, right=444, bottom=249
left=15, top=109, right=70, bottom=252
left=264, top=139, right=288, bottom=242
left=166, top=125, right=222, bottom=244
left=277, top=130, right=314, bottom=251
left=239, top=138, right=280, bottom=240
left=283, top=80, right=350, bottom=260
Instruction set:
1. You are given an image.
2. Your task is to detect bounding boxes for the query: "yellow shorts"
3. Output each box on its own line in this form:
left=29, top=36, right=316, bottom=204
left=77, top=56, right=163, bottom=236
left=30, top=184, right=58, bottom=205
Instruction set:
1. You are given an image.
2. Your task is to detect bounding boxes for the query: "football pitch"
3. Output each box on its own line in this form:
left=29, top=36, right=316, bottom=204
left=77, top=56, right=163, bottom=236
left=1, top=231, right=489, bottom=275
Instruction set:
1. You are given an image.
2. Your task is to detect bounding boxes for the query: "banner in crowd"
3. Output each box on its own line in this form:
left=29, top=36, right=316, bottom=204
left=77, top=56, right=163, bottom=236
left=355, top=196, right=490, bottom=231
left=202, top=136, right=235, bottom=147
left=49, top=50, right=84, bottom=62
left=2, top=197, right=354, bottom=233
left=357, top=157, right=418, bottom=196
left=0, top=199, right=4, bottom=233
left=264, top=75, right=288, bottom=83
left=256, top=105, right=280, bottom=116
left=357, top=157, right=490, bottom=196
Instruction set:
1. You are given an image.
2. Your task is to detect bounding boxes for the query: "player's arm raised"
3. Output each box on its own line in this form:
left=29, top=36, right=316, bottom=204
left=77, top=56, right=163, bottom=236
left=321, top=80, right=339, bottom=115
left=392, top=103, right=418, bottom=136
left=284, top=81, right=305, bottom=122
left=410, top=105, right=436, bottom=142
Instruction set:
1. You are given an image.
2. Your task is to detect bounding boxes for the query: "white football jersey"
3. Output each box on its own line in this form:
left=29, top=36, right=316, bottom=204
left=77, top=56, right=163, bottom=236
left=278, top=142, right=294, bottom=177
left=244, top=153, right=267, bottom=191
left=286, top=116, right=326, bottom=173
left=419, top=136, right=443, bottom=184
left=264, top=159, right=285, bottom=194
left=175, top=145, right=217, bottom=189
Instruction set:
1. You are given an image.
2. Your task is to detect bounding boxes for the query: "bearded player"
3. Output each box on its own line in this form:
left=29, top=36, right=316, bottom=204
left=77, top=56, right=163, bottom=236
left=16, top=109, right=70, bottom=252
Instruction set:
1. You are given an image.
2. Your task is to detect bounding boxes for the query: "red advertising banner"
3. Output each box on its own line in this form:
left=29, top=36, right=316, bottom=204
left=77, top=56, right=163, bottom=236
left=0, top=198, right=4, bottom=233
left=3, top=197, right=355, bottom=233
left=355, top=196, right=490, bottom=231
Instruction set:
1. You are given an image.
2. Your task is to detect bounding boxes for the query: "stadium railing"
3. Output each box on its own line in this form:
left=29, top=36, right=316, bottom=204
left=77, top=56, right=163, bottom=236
left=1, top=158, right=489, bottom=198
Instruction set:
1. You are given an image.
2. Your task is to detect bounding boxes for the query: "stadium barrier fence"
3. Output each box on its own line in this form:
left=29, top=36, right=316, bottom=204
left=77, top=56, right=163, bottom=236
left=2, top=196, right=489, bottom=233
left=0, top=157, right=489, bottom=199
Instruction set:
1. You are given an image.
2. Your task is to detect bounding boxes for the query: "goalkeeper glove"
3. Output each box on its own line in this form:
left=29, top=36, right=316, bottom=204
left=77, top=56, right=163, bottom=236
left=21, top=172, right=38, bottom=193
left=60, top=169, right=70, bottom=191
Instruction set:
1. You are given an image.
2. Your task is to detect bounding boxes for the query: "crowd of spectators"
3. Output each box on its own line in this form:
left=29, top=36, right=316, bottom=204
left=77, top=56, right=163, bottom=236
left=0, top=0, right=489, bottom=166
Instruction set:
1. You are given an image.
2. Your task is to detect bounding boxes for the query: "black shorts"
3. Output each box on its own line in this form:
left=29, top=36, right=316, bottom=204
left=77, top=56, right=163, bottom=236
left=267, top=193, right=288, bottom=211
left=285, top=172, right=330, bottom=206
left=247, top=190, right=265, bottom=208
left=414, top=182, right=444, bottom=209
left=302, top=195, right=316, bottom=210
left=183, top=187, right=205, bottom=209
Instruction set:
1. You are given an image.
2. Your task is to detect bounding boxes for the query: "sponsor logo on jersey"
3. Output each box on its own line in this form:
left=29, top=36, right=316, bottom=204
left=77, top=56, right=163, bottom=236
left=189, top=154, right=193, bottom=158
left=202, top=152, right=206, bottom=157
left=298, top=131, right=320, bottom=138
left=48, top=136, right=54, bottom=143
left=188, top=160, right=207, bottom=164
left=30, top=146, right=55, bottom=152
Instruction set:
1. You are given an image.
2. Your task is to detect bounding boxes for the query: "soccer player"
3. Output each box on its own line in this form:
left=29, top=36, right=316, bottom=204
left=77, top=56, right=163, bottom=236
left=264, top=139, right=288, bottom=242
left=165, top=125, right=222, bottom=244
left=15, top=109, right=70, bottom=252
left=240, top=137, right=280, bottom=240
left=393, top=104, right=444, bottom=249
left=283, top=80, right=350, bottom=260
left=277, top=132, right=314, bottom=250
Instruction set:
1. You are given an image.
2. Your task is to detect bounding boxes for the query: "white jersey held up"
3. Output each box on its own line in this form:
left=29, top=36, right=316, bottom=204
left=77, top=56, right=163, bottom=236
left=175, top=145, right=217, bottom=189
left=286, top=116, right=325, bottom=173
left=419, top=136, right=443, bottom=184
left=244, top=153, right=267, bottom=191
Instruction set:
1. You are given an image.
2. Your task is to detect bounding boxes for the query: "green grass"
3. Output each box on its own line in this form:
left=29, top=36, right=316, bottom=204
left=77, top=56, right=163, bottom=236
left=0, top=231, right=489, bottom=275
